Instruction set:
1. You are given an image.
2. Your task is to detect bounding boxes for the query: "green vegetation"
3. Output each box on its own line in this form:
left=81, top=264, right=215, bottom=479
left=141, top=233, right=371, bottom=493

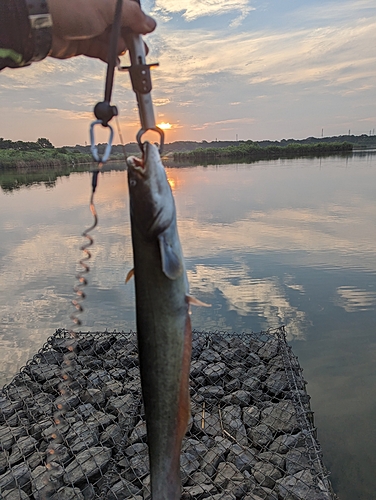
left=0, top=138, right=92, bottom=170
left=173, top=141, right=353, bottom=162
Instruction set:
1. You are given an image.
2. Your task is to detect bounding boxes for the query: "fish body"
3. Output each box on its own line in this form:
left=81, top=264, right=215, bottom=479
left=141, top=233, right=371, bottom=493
left=127, top=142, right=191, bottom=499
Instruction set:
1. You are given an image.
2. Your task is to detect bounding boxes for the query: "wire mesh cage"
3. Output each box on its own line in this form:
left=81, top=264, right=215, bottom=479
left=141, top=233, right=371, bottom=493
left=0, top=327, right=337, bottom=499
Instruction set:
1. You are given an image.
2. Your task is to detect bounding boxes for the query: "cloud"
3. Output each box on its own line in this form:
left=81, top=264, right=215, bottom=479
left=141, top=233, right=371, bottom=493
left=335, top=286, right=376, bottom=312
left=153, top=0, right=254, bottom=23
left=188, top=264, right=307, bottom=339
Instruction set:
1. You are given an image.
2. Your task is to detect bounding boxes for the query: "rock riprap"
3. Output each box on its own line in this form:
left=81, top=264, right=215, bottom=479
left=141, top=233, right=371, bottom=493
left=0, top=328, right=335, bottom=499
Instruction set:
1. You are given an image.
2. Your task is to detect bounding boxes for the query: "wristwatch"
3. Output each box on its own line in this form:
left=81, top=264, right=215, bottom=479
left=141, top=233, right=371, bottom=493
left=26, top=0, right=53, bottom=62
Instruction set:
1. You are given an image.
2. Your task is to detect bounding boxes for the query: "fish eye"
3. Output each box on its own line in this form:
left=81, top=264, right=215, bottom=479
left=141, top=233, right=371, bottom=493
left=130, top=179, right=137, bottom=187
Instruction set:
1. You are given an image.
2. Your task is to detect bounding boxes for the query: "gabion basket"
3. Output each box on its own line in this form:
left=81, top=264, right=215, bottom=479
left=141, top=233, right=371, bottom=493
left=0, top=327, right=337, bottom=499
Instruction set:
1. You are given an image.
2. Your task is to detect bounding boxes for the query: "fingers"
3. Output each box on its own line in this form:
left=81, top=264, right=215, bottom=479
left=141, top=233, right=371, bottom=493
left=120, top=0, right=156, bottom=35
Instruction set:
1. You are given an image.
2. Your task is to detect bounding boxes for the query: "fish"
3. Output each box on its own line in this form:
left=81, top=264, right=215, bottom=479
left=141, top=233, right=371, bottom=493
left=127, top=142, right=193, bottom=499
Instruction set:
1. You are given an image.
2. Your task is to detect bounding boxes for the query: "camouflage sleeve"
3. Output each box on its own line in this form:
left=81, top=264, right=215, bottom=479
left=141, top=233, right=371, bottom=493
left=0, top=0, right=34, bottom=70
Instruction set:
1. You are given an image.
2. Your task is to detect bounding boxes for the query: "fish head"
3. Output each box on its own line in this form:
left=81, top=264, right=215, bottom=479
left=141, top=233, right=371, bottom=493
left=127, top=142, right=175, bottom=238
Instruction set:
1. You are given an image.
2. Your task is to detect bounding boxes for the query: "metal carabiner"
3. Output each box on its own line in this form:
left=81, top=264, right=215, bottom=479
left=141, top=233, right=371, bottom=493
left=90, top=120, right=114, bottom=163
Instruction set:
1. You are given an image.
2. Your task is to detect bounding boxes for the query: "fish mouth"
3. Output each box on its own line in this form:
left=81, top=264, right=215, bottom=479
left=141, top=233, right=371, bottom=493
left=127, top=155, right=146, bottom=177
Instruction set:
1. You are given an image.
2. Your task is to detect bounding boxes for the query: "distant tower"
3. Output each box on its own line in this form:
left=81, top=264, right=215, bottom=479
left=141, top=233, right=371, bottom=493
left=348, top=130, right=350, bottom=135
left=321, top=128, right=324, bottom=137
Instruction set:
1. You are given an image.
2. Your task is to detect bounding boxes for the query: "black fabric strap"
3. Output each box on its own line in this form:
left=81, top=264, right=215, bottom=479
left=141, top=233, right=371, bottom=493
left=25, top=0, right=53, bottom=62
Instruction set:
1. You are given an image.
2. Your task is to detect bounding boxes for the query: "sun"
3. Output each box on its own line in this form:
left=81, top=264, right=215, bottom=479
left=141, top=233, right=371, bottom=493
left=157, top=122, right=172, bottom=130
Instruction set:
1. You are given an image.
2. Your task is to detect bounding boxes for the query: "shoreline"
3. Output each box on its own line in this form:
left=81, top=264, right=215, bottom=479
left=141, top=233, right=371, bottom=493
left=0, top=327, right=337, bottom=499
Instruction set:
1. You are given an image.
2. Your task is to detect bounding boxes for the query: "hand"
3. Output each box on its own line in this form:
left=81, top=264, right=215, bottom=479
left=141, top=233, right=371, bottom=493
left=47, top=0, right=156, bottom=61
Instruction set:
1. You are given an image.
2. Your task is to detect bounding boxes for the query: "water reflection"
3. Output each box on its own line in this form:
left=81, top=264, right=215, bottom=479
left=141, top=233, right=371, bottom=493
left=0, top=154, right=376, bottom=498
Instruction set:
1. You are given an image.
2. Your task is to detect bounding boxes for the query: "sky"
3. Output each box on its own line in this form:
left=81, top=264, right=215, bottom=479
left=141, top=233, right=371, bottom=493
left=1, top=0, right=376, bottom=146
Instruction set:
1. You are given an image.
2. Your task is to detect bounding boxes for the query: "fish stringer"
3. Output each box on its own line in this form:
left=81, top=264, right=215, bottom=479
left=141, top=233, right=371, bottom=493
left=46, top=1, right=126, bottom=493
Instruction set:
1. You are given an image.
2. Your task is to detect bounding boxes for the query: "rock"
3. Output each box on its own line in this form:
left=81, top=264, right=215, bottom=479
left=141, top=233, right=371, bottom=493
left=203, top=362, right=227, bottom=383
left=109, top=367, right=128, bottom=380
left=0, top=462, right=31, bottom=490
left=190, top=360, right=207, bottom=377
left=46, top=443, right=71, bottom=466
left=269, top=432, right=308, bottom=454
left=80, top=388, right=106, bottom=407
left=222, top=390, right=250, bottom=407
left=252, top=462, right=282, bottom=489
left=87, top=410, right=114, bottom=429
left=199, top=349, right=222, bottom=363
left=263, top=372, right=288, bottom=396
left=182, top=439, right=208, bottom=461
left=75, top=403, right=96, bottom=419
left=129, top=453, right=149, bottom=478
left=129, top=420, right=148, bottom=444
left=102, top=380, right=123, bottom=397
left=0, top=397, right=23, bottom=423
left=0, top=425, right=27, bottom=451
left=226, top=378, right=241, bottom=392
left=36, top=349, right=64, bottom=366
left=124, top=442, right=148, bottom=457
left=228, top=367, right=246, bottom=380
left=193, top=410, right=221, bottom=436
left=249, top=486, right=278, bottom=500
left=220, top=347, right=248, bottom=362
left=261, top=401, right=298, bottom=433
left=0, top=450, right=8, bottom=474
left=197, top=386, right=225, bottom=400
left=5, top=386, right=33, bottom=402
left=108, top=478, right=142, bottom=499
left=180, top=452, right=200, bottom=484
left=42, top=377, right=61, bottom=394
left=257, top=339, right=279, bottom=361
left=285, top=448, right=311, bottom=475
left=258, top=451, right=285, bottom=470
left=63, top=446, right=112, bottom=484
left=87, top=369, right=112, bottom=388
left=242, top=376, right=261, bottom=392
left=65, top=422, right=99, bottom=454
left=50, top=486, right=85, bottom=499
left=187, top=470, right=212, bottom=486
left=201, top=446, right=226, bottom=477
left=211, top=492, right=236, bottom=500
left=8, top=436, right=39, bottom=466
left=247, top=364, right=268, bottom=380
left=243, top=406, right=261, bottom=427
left=31, top=463, right=65, bottom=499
left=227, top=444, right=257, bottom=472
left=106, top=394, right=139, bottom=431
left=220, top=405, right=248, bottom=444
left=276, top=469, right=331, bottom=500
left=100, top=423, right=124, bottom=447
left=3, top=489, right=29, bottom=499
left=247, top=424, right=274, bottom=448
left=26, top=363, right=61, bottom=383
left=213, top=462, right=244, bottom=488
left=26, top=392, right=55, bottom=419
left=54, top=393, right=81, bottom=412
left=183, top=482, right=218, bottom=498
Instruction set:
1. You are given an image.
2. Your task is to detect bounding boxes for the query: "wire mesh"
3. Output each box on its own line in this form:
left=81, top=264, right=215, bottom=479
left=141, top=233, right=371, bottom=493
left=0, top=327, right=337, bottom=499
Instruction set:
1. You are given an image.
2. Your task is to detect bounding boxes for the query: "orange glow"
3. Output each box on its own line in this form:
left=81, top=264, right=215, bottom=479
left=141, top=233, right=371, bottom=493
left=166, top=174, right=176, bottom=190
left=158, top=122, right=172, bottom=130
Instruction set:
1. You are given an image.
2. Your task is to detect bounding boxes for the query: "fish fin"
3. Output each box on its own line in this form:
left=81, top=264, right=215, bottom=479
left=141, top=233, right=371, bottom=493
left=125, top=268, right=134, bottom=283
left=158, top=233, right=183, bottom=280
left=187, top=295, right=211, bottom=307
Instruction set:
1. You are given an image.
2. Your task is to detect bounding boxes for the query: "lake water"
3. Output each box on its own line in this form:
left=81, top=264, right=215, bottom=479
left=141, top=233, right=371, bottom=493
left=1, top=153, right=375, bottom=499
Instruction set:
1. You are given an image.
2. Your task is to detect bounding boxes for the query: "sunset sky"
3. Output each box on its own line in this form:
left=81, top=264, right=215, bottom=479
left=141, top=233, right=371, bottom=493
left=1, top=0, right=376, bottom=146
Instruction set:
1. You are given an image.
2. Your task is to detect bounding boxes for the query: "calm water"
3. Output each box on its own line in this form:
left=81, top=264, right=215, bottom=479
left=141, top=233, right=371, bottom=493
left=1, top=154, right=376, bottom=498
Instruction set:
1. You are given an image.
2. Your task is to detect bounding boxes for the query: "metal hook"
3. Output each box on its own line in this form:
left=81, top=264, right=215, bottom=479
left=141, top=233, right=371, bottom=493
left=136, top=126, right=165, bottom=154
left=90, top=120, right=114, bottom=163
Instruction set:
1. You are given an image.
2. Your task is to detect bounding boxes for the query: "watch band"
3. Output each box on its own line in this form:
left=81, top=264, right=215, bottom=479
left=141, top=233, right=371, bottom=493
left=26, top=0, right=53, bottom=62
